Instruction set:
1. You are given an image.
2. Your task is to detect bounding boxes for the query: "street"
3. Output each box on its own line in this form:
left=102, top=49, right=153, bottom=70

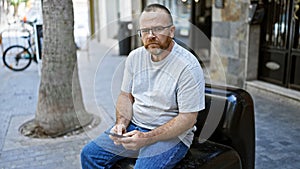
left=0, top=39, right=299, bottom=168
left=0, top=40, right=126, bottom=169
left=0, top=0, right=299, bottom=168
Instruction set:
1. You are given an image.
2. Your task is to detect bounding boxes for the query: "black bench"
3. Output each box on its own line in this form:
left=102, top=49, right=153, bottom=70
left=113, top=84, right=255, bottom=169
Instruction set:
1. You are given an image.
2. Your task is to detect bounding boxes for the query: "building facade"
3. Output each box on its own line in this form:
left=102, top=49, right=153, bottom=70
left=89, top=0, right=300, bottom=99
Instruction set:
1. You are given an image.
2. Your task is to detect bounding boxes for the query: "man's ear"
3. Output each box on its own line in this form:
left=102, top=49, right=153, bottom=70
left=170, top=25, right=175, bottom=38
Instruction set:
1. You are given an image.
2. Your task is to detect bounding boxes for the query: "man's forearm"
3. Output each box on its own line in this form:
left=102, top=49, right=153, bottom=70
left=143, top=112, right=198, bottom=145
left=115, top=91, right=134, bottom=127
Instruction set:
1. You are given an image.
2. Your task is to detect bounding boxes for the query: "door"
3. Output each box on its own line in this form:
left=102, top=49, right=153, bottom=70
left=190, top=0, right=212, bottom=62
left=259, top=0, right=300, bottom=91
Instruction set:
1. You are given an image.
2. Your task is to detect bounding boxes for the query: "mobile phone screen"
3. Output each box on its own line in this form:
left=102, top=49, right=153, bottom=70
left=104, top=131, right=128, bottom=138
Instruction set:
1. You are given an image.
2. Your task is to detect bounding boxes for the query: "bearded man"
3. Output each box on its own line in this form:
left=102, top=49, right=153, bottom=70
left=81, top=4, right=205, bottom=169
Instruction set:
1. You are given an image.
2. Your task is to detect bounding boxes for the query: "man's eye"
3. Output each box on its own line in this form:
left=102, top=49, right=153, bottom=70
left=141, top=29, right=149, bottom=33
left=153, top=27, right=164, bottom=32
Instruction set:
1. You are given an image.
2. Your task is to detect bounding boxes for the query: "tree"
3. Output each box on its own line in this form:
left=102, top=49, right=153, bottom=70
left=33, top=0, right=93, bottom=136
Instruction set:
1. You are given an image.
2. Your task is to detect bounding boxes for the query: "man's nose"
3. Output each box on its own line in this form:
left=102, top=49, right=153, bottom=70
left=147, top=29, right=156, bottom=38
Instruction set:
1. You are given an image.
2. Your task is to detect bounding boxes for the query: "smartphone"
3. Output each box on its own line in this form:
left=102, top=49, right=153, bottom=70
left=104, top=131, right=128, bottom=138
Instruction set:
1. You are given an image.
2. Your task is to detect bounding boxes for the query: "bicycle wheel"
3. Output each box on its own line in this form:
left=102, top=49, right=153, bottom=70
left=3, top=45, right=32, bottom=71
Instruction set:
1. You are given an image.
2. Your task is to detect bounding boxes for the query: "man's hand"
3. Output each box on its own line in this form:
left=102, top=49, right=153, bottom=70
left=109, top=124, right=127, bottom=145
left=119, top=130, right=150, bottom=150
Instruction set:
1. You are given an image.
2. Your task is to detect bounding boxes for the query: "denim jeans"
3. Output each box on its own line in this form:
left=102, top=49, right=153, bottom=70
left=81, top=123, right=189, bottom=169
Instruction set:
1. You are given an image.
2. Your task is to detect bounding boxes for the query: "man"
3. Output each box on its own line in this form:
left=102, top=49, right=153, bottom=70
left=81, top=4, right=205, bottom=169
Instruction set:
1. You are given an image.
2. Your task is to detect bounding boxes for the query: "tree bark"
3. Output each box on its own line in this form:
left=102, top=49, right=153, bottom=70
left=13, top=4, right=18, bottom=16
left=35, top=0, right=93, bottom=136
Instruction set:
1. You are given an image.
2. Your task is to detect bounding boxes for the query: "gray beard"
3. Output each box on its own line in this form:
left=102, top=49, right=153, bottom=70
left=148, top=48, right=164, bottom=56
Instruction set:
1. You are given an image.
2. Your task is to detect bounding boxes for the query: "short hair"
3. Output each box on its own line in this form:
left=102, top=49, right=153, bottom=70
left=143, top=4, right=173, bottom=25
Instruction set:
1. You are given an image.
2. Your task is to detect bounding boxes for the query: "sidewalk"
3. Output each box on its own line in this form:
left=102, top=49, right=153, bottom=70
left=0, top=40, right=299, bottom=169
left=0, top=39, right=126, bottom=169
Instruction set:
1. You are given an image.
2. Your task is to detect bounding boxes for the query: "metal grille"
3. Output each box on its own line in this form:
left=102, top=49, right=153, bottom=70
left=262, top=0, right=290, bottom=49
left=259, top=0, right=300, bottom=90
left=293, top=0, right=300, bottom=49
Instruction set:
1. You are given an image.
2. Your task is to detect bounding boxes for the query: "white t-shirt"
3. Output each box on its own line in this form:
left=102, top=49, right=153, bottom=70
left=121, top=41, right=205, bottom=147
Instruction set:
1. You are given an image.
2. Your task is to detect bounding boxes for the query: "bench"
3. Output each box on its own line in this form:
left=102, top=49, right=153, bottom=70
left=112, top=84, right=255, bottom=169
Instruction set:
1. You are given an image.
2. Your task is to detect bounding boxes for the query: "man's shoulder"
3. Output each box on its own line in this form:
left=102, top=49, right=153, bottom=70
left=172, top=42, right=201, bottom=68
left=129, top=46, right=146, bottom=55
left=125, top=46, right=148, bottom=68
left=127, top=46, right=146, bottom=60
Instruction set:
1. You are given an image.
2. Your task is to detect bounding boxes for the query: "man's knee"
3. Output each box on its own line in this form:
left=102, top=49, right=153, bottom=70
left=81, top=141, right=96, bottom=160
left=81, top=141, right=105, bottom=169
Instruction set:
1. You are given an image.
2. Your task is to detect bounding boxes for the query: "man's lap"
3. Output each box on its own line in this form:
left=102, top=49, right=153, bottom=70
left=81, top=123, right=189, bottom=168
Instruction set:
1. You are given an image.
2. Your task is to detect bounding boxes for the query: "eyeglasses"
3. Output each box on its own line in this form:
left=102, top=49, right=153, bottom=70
left=137, top=25, right=173, bottom=37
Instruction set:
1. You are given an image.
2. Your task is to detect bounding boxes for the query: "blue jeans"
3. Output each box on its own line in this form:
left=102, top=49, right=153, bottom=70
left=81, top=123, right=189, bottom=169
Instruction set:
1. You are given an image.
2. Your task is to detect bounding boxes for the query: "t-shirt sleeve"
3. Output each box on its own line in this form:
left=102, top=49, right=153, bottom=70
left=177, top=65, right=205, bottom=113
left=121, top=54, right=133, bottom=93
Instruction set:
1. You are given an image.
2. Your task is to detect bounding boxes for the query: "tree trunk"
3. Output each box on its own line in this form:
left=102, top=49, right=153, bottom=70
left=13, top=4, right=18, bottom=16
left=36, top=0, right=93, bottom=136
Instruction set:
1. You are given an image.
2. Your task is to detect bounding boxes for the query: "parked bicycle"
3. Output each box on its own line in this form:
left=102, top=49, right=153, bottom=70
left=2, top=19, right=38, bottom=71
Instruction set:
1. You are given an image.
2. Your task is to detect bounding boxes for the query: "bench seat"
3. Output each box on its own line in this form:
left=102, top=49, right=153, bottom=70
left=112, top=84, right=255, bottom=169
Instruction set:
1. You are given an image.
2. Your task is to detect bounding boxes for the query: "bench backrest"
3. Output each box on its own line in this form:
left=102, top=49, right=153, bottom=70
left=195, top=84, right=255, bottom=169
